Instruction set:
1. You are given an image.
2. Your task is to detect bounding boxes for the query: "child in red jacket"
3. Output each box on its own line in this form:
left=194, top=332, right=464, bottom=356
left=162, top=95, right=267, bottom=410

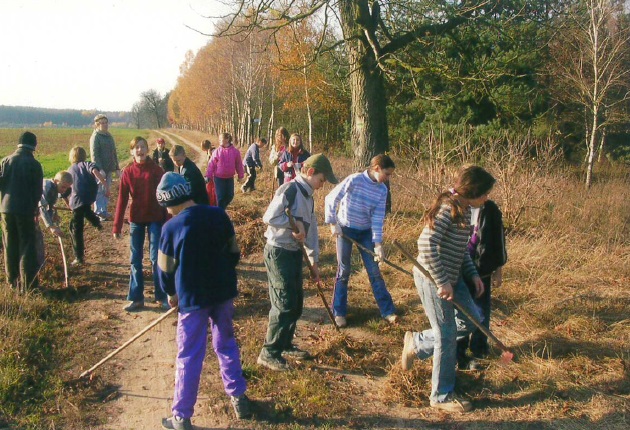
left=113, top=136, right=167, bottom=312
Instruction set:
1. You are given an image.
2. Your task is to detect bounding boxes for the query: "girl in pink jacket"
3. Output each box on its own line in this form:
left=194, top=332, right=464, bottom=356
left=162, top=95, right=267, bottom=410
left=206, top=132, right=244, bottom=209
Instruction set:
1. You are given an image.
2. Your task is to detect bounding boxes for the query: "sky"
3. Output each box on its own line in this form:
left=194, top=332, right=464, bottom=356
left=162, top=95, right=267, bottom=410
left=0, top=0, right=229, bottom=112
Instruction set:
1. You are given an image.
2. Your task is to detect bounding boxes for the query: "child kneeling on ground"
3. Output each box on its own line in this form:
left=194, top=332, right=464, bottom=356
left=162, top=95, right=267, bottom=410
left=156, top=172, right=251, bottom=429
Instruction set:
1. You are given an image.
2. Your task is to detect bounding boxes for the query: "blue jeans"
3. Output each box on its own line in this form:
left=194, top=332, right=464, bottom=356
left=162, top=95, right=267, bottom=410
left=332, top=227, right=395, bottom=318
left=127, top=222, right=166, bottom=303
left=411, top=273, right=481, bottom=403
left=214, top=177, right=235, bottom=209
left=94, top=171, right=113, bottom=216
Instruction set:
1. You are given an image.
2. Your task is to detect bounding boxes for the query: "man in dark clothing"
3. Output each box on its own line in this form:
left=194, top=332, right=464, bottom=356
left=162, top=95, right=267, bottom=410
left=0, top=131, right=44, bottom=291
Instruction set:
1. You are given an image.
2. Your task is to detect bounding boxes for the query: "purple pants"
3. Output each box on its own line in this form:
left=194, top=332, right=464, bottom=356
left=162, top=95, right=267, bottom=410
left=172, top=299, right=247, bottom=419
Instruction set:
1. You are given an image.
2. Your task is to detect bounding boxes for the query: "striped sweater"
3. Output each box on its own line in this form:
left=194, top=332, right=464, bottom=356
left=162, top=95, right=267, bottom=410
left=416, top=203, right=478, bottom=287
left=324, top=171, right=388, bottom=243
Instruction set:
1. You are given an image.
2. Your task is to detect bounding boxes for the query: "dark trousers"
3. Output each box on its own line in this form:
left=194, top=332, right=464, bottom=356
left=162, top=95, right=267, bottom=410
left=260, top=244, right=303, bottom=359
left=1, top=213, right=39, bottom=290
left=242, top=166, right=257, bottom=191
left=214, top=177, right=235, bottom=210
left=69, top=204, right=102, bottom=262
left=275, top=167, right=284, bottom=187
left=457, top=275, right=491, bottom=358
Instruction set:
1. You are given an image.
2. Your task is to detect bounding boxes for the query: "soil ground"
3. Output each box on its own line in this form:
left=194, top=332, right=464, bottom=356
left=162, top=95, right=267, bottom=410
left=61, top=130, right=629, bottom=430
left=69, top=131, right=420, bottom=430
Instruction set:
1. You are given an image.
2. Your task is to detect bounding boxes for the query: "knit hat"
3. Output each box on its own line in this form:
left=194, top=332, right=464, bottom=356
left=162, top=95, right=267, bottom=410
left=94, top=113, right=108, bottom=122
left=303, top=153, right=338, bottom=184
left=18, top=131, right=37, bottom=149
left=156, top=172, right=192, bottom=207
left=156, top=137, right=165, bottom=144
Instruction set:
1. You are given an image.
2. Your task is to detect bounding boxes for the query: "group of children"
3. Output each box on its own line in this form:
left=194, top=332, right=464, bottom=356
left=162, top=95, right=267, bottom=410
left=27, top=122, right=507, bottom=427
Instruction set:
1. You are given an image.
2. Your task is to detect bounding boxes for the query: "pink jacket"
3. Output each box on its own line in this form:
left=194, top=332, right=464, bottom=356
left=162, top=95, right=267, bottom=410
left=206, top=145, right=245, bottom=180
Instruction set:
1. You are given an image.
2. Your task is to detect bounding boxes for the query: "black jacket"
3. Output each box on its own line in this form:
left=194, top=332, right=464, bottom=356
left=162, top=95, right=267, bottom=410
left=152, top=148, right=175, bottom=172
left=178, top=158, right=209, bottom=205
left=0, top=146, right=43, bottom=216
left=473, top=200, right=507, bottom=277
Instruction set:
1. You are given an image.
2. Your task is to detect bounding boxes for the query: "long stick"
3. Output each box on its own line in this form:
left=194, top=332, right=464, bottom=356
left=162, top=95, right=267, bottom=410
left=80, top=306, right=178, bottom=379
left=340, top=234, right=413, bottom=276
left=285, top=209, right=339, bottom=330
left=57, top=236, right=69, bottom=289
left=392, top=240, right=514, bottom=362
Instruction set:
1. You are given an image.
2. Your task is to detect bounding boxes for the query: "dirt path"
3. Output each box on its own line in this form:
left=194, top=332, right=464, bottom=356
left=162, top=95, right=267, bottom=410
left=74, top=129, right=420, bottom=430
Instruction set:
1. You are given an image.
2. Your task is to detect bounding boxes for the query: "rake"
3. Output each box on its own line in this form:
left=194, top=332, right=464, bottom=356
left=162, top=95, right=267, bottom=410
left=390, top=240, right=515, bottom=364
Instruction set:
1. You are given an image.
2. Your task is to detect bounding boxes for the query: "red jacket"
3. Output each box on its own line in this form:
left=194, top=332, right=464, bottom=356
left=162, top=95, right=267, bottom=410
left=113, top=158, right=166, bottom=234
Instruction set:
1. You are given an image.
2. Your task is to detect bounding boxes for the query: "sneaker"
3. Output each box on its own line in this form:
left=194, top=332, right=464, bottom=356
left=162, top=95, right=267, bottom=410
left=123, top=300, right=144, bottom=312
left=384, top=314, right=399, bottom=324
left=98, top=213, right=113, bottom=222
left=464, top=359, right=483, bottom=371
left=430, top=395, right=473, bottom=413
left=282, top=345, right=310, bottom=359
left=257, top=354, right=289, bottom=371
left=401, top=331, right=416, bottom=371
left=70, top=259, right=84, bottom=266
left=230, top=394, right=252, bottom=419
left=334, top=316, right=347, bottom=328
left=161, top=415, right=193, bottom=430
left=156, top=300, right=170, bottom=311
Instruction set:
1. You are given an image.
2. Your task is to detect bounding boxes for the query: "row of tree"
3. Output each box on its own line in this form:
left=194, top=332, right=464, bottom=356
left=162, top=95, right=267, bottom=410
left=130, top=90, right=170, bottom=130
left=158, top=0, right=628, bottom=187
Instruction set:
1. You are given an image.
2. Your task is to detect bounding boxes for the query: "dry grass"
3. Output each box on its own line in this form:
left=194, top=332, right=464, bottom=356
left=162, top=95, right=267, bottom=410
left=211, top=147, right=629, bottom=428
left=2, top=128, right=628, bottom=428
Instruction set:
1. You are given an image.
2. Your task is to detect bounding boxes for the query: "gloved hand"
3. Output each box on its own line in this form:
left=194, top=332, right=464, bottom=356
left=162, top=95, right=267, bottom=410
left=330, top=224, right=342, bottom=237
left=374, top=243, right=384, bottom=263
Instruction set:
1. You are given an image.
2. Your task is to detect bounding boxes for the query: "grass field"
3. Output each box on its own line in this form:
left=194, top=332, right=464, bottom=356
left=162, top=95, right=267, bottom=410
left=0, top=128, right=159, bottom=177
left=0, top=127, right=628, bottom=429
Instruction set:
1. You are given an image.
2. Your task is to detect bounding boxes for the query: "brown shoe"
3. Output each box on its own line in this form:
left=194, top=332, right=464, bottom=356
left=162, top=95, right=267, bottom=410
left=401, top=331, right=416, bottom=371
left=430, top=395, right=473, bottom=413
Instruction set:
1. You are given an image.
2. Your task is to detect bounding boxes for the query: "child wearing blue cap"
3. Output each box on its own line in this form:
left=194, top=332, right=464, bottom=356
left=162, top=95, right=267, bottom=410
left=156, top=172, right=250, bottom=429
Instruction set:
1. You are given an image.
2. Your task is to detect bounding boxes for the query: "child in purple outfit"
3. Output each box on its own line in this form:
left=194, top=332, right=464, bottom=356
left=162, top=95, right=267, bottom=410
left=156, top=172, right=250, bottom=430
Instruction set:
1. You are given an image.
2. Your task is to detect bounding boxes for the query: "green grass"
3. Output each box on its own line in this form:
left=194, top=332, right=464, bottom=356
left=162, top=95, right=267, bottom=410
left=0, top=127, right=152, bottom=177
left=0, top=289, right=70, bottom=429
left=0, top=127, right=154, bottom=428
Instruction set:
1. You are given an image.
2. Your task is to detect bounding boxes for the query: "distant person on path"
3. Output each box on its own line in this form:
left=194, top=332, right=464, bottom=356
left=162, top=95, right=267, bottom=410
left=257, top=154, right=338, bottom=372
left=113, top=137, right=168, bottom=312
left=0, top=131, right=44, bottom=290
left=66, top=146, right=107, bottom=266
left=325, top=154, right=398, bottom=328
left=36, top=171, right=73, bottom=265
left=456, top=199, right=507, bottom=370
left=205, top=132, right=244, bottom=209
left=278, top=134, right=310, bottom=184
left=241, top=137, right=266, bottom=193
left=170, top=145, right=209, bottom=206
left=269, top=127, right=289, bottom=188
left=401, top=165, right=495, bottom=413
left=152, top=137, right=175, bottom=172
left=201, top=140, right=218, bottom=206
left=201, top=139, right=214, bottom=166
left=156, top=172, right=251, bottom=428
left=89, top=114, right=119, bottom=221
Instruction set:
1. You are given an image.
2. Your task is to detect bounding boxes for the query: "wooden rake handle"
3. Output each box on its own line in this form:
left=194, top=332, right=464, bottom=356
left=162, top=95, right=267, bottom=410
left=285, top=209, right=339, bottom=331
left=79, top=306, right=178, bottom=379
left=392, top=240, right=514, bottom=360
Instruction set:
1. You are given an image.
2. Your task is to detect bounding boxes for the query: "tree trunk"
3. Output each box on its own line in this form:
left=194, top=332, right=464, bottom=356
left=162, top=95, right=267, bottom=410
left=585, top=107, right=598, bottom=189
left=339, top=0, right=389, bottom=169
